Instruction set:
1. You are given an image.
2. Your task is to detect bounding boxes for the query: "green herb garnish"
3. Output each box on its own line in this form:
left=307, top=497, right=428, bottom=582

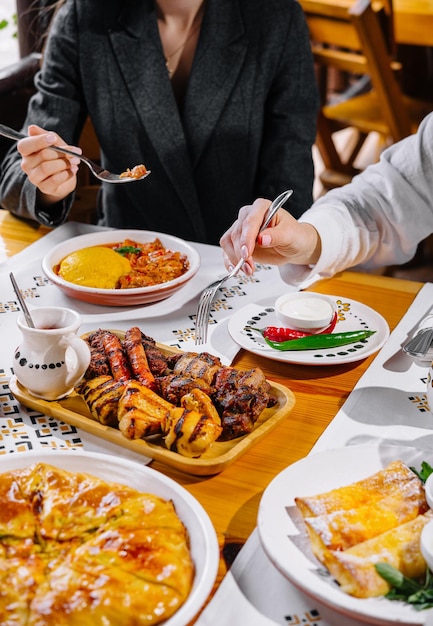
left=375, top=563, right=433, bottom=610
left=373, top=460, right=433, bottom=610
left=114, top=246, right=142, bottom=256
left=410, top=461, right=433, bottom=483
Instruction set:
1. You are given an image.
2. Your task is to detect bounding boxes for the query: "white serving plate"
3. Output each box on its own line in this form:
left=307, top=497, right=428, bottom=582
left=41, top=229, right=200, bottom=306
left=258, top=444, right=433, bottom=625
left=228, top=295, right=389, bottom=365
left=0, top=450, right=219, bottom=626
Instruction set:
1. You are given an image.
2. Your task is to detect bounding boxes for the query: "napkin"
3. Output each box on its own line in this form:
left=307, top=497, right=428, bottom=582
left=406, top=313, right=433, bottom=365
left=312, top=282, right=433, bottom=454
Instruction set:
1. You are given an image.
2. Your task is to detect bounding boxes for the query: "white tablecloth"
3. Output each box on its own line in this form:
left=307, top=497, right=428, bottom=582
left=4, top=222, right=433, bottom=625
left=197, top=282, right=433, bottom=626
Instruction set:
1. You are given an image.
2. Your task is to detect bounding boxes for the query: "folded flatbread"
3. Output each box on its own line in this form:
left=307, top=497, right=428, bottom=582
left=295, top=459, right=423, bottom=517
left=323, top=510, right=433, bottom=598
left=295, top=459, right=431, bottom=598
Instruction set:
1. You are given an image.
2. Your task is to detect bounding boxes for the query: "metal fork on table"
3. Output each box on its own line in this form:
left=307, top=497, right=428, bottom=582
left=0, top=123, right=151, bottom=183
left=194, top=189, right=293, bottom=345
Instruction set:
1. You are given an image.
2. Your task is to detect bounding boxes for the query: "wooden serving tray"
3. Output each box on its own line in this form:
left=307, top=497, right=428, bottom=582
left=9, top=339, right=295, bottom=476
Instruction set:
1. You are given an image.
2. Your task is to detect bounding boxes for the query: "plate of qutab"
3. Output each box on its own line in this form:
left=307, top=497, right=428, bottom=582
left=10, top=327, right=295, bottom=476
left=41, top=229, right=201, bottom=306
left=257, top=444, right=433, bottom=625
left=0, top=449, right=219, bottom=625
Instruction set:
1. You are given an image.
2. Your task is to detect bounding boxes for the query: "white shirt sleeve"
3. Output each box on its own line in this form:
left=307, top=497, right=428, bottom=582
left=279, top=111, right=433, bottom=286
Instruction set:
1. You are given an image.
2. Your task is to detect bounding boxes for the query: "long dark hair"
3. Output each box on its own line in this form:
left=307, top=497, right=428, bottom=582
left=16, top=0, right=64, bottom=57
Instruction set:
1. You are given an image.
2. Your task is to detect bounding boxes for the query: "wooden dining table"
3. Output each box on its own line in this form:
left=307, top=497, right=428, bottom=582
left=0, top=209, right=425, bottom=622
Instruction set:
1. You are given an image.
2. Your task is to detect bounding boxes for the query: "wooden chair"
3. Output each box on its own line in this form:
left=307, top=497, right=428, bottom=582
left=0, top=0, right=99, bottom=223
left=300, top=0, right=433, bottom=190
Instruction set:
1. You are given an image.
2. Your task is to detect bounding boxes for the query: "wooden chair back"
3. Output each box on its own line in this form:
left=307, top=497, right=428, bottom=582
left=0, top=0, right=99, bottom=223
left=300, top=0, right=432, bottom=189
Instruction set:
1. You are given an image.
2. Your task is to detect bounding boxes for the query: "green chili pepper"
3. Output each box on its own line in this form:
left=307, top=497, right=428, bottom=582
left=264, top=329, right=376, bottom=351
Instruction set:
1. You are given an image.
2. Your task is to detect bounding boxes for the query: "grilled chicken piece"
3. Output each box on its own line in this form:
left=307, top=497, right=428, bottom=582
left=172, top=352, right=222, bottom=385
left=164, top=406, right=222, bottom=458
left=75, top=376, right=126, bottom=426
left=164, top=389, right=222, bottom=457
left=180, top=388, right=221, bottom=426
left=157, top=374, right=214, bottom=404
left=118, top=380, right=174, bottom=439
left=124, top=326, right=156, bottom=389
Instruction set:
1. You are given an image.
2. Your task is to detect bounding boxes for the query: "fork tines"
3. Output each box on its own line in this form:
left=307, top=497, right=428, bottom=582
left=194, top=284, right=219, bottom=345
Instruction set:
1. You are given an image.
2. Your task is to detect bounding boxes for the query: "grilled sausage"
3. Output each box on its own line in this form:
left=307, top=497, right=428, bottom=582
left=124, top=326, right=156, bottom=389
left=101, top=331, right=133, bottom=382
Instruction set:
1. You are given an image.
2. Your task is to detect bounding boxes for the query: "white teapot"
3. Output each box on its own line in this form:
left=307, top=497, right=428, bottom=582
left=13, top=306, right=90, bottom=400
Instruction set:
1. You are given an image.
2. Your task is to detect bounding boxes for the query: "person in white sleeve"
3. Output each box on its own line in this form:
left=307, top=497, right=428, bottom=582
left=220, top=111, right=433, bottom=285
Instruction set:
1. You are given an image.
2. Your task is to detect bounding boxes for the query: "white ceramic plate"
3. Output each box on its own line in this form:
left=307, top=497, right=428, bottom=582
left=257, top=444, right=433, bottom=626
left=228, top=295, right=389, bottom=365
left=41, top=230, right=201, bottom=306
left=0, top=450, right=219, bottom=626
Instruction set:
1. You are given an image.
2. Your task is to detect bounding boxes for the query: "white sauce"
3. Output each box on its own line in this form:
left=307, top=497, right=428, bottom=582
left=280, top=297, right=333, bottom=322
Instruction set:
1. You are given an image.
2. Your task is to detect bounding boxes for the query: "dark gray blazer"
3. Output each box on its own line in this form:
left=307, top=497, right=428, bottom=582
left=0, top=0, right=319, bottom=244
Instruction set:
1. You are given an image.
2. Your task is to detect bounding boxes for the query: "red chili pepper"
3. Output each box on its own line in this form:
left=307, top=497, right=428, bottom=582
left=263, top=327, right=309, bottom=341
left=324, top=311, right=338, bottom=334
left=246, top=312, right=338, bottom=343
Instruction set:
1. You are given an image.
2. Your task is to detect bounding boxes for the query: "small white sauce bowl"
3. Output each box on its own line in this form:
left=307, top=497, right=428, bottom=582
left=275, top=292, right=337, bottom=332
left=425, top=472, right=433, bottom=510
left=420, top=473, right=433, bottom=571
left=420, top=518, right=433, bottom=573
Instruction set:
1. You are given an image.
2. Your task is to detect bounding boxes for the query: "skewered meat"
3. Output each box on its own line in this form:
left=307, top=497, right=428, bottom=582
left=75, top=375, right=126, bottom=426
left=124, top=326, right=156, bottom=389
left=77, top=325, right=277, bottom=455
left=215, top=384, right=270, bottom=440
left=101, top=331, right=133, bottom=382
left=172, top=352, right=221, bottom=384
left=166, top=355, right=276, bottom=440
left=140, top=332, right=169, bottom=376
left=213, top=366, right=272, bottom=397
left=118, top=380, right=174, bottom=439
left=158, top=374, right=214, bottom=404
left=84, top=329, right=111, bottom=379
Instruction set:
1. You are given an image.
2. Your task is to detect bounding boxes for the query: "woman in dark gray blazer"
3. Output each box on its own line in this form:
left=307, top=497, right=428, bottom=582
left=0, top=0, right=319, bottom=244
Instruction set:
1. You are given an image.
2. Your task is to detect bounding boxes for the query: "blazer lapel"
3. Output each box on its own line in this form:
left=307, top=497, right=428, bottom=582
left=183, top=0, right=247, bottom=166
left=108, top=1, right=207, bottom=238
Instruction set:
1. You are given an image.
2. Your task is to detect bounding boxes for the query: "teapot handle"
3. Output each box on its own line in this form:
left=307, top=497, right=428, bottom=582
left=63, top=335, right=91, bottom=387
